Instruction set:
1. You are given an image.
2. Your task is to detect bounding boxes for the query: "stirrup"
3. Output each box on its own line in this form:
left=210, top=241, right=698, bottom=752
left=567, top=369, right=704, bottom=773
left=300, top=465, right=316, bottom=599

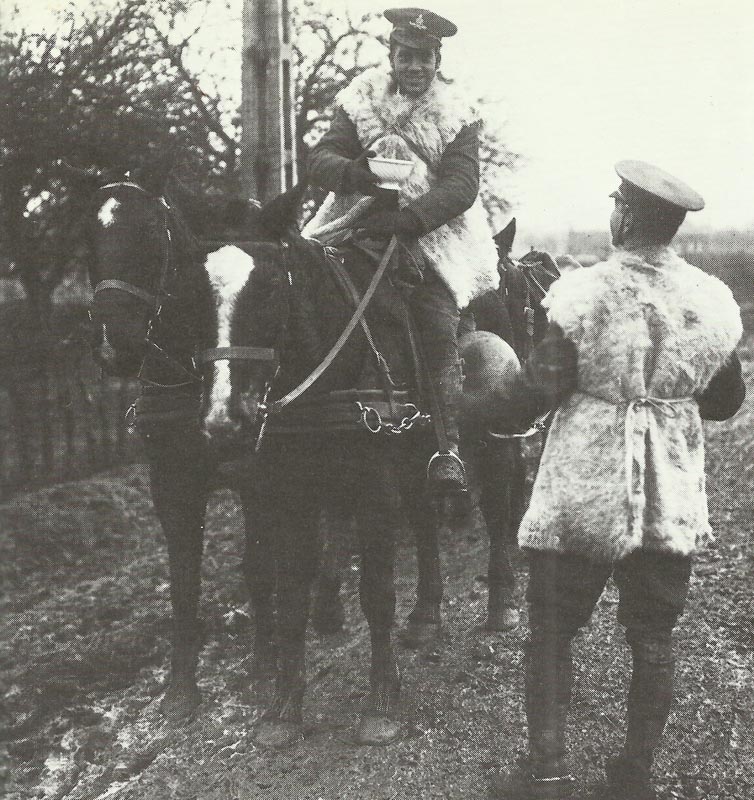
left=426, top=450, right=468, bottom=494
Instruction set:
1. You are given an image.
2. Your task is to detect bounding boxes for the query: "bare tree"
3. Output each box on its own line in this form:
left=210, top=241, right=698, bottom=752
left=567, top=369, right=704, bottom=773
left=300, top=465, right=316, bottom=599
left=0, top=0, right=237, bottom=316
left=291, top=0, right=385, bottom=176
left=289, top=0, right=519, bottom=222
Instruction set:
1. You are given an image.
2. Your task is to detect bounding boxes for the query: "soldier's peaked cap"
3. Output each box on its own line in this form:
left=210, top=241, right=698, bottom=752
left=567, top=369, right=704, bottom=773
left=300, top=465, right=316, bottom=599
left=615, top=159, right=705, bottom=212
left=384, top=8, right=457, bottom=49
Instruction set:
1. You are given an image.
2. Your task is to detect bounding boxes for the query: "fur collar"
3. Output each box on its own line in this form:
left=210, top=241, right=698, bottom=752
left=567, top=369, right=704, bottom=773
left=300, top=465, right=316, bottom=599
left=338, top=65, right=480, bottom=167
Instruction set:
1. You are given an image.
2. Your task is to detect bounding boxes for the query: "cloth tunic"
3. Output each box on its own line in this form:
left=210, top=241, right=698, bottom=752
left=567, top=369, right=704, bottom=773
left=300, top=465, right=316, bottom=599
left=303, top=65, right=499, bottom=309
left=518, top=246, right=743, bottom=563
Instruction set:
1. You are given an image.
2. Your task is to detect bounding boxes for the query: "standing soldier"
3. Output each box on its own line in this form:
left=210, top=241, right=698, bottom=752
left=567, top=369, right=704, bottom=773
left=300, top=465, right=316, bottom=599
left=303, top=7, right=499, bottom=496
left=492, top=161, right=745, bottom=799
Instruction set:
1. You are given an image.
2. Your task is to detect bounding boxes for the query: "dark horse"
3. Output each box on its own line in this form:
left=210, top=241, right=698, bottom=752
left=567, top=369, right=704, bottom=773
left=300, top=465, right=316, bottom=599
left=312, top=217, right=558, bottom=643
left=87, top=169, right=556, bottom=736
left=86, top=167, right=275, bottom=723
left=206, top=189, right=553, bottom=747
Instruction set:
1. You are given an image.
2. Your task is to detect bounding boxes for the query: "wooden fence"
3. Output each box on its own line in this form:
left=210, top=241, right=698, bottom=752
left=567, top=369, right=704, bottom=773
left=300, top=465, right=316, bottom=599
left=0, top=302, right=142, bottom=501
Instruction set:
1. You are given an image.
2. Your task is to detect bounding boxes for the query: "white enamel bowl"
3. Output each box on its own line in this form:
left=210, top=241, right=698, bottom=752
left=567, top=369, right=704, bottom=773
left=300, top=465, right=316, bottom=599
left=367, top=157, right=414, bottom=190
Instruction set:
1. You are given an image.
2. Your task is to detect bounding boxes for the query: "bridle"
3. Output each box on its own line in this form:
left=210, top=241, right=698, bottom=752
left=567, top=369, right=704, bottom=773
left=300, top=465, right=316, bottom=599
left=93, top=181, right=202, bottom=389
left=92, top=181, right=279, bottom=392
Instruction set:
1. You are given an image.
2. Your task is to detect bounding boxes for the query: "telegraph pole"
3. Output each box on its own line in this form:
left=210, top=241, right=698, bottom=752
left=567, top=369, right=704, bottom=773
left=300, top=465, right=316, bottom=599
left=241, top=0, right=297, bottom=201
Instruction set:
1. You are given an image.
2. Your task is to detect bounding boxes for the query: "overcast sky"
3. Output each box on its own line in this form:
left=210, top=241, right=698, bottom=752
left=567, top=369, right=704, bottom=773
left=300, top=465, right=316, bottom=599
left=347, top=0, right=754, bottom=236
left=10, top=0, right=754, bottom=236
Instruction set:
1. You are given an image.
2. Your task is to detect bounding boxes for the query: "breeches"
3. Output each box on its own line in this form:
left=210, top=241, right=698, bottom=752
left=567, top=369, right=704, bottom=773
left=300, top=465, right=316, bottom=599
left=523, top=548, right=691, bottom=769
left=406, top=272, right=461, bottom=375
left=526, top=548, right=692, bottom=649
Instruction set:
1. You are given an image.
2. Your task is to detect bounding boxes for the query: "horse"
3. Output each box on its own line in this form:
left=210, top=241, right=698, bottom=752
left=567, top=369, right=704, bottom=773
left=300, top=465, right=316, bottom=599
left=203, top=188, right=544, bottom=747
left=85, top=166, right=283, bottom=724
left=310, top=216, right=559, bottom=644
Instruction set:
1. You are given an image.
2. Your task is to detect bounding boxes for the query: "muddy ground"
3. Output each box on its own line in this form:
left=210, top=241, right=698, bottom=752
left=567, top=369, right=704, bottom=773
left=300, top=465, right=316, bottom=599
left=2, top=305, right=753, bottom=800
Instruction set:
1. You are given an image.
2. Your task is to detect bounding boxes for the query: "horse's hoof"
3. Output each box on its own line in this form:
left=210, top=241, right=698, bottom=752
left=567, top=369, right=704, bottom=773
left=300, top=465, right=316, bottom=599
left=355, top=715, right=401, bottom=745
left=486, top=607, right=520, bottom=632
left=160, top=682, right=201, bottom=724
left=400, top=620, right=442, bottom=649
left=253, top=720, right=305, bottom=749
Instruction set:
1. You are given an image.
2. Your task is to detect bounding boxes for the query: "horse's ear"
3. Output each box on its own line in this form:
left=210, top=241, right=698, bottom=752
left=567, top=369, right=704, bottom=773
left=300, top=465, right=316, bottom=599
left=493, top=217, right=517, bottom=258
left=131, top=146, right=177, bottom=196
left=256, top=182, right=308, bottom=239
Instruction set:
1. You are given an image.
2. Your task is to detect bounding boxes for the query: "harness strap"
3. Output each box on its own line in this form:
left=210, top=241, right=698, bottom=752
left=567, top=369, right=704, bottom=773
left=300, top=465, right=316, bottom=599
left=266, top=235, right=399, bottom=414
left=195, top=346, right=278, bottom=366
left=324, top=248, right=396, bottom=389
left=94, top=279, right=159, bottom=306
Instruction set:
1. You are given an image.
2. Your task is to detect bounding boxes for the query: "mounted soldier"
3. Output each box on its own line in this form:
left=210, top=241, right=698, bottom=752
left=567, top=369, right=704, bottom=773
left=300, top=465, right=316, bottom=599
left=491, top=160, right=745, bottom=799
left=303, top=7, right=499, bottom=496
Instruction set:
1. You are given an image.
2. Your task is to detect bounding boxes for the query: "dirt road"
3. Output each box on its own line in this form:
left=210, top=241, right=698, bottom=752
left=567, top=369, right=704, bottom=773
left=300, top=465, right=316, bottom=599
left=2, top=308, right=753, bottom=800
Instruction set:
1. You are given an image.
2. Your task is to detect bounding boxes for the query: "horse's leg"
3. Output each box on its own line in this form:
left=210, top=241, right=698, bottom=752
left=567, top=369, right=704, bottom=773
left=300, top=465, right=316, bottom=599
left=254, top=495, right=320, bottom=749
left=147, top=434, right=209, bottom=722
left=354, top=478, right=402, bottom=745
left=401, top=482, right=444, bottom=648
left=311, top=507, right=350, bottom=635
left=239, top=488, right=277, bottom=684
left=478, top=439, right=520, bottom=631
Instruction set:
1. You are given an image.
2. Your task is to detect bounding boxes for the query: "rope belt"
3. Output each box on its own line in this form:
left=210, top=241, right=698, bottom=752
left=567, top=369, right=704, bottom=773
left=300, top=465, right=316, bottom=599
left=580, top=392, right=694, bottom=511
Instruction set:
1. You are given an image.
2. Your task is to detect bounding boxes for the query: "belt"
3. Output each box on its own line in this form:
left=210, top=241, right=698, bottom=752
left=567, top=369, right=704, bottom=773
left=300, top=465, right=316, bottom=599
left=577, top=392, right=694, bottom=514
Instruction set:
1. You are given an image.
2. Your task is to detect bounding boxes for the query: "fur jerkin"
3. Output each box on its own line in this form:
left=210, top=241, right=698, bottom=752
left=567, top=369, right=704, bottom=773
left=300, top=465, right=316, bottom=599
left=519, top=247, right=743, bottom=562
left=302, top=66, right=499, bottom=309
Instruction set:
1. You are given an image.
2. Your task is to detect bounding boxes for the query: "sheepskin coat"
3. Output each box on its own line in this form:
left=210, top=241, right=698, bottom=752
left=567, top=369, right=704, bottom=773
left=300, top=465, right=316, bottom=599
left=518, top=246, right=743, bottom=563
left=302, top=66, right=499, bottom=309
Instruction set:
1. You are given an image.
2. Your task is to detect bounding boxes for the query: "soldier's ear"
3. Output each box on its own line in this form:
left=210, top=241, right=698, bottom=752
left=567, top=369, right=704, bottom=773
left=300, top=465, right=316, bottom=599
left=621, top=207, right=636, bottom=240
left=435, top=49, right=441, bottom=69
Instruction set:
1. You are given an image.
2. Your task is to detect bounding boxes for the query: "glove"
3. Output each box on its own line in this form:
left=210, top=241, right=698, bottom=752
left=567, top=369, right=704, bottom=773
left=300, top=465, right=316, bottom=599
left=522, top=323, right=578, bottom=405
left=342, top=151, right=380, bottom=195
left=357, top=209, right=424, bottom=240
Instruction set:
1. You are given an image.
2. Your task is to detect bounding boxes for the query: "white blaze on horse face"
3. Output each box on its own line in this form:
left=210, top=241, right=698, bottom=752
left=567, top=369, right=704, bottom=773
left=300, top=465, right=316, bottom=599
left=97, top=198, right=120, bottom=227
left=204, top=245, right=256, bottom=429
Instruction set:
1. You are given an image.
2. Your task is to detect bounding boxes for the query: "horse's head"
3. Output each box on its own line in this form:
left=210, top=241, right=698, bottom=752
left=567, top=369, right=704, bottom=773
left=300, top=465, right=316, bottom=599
left=87, top=181, right=191, bottom=376
left=199, top=241, right=292, bottom=447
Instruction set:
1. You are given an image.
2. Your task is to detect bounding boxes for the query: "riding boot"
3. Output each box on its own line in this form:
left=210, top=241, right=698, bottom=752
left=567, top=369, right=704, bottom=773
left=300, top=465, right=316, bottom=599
left=606, top=633, right=675, bottom=800
left=490, top=631, right=576, bottom=798
left=426, top=361, right=467, bottom=495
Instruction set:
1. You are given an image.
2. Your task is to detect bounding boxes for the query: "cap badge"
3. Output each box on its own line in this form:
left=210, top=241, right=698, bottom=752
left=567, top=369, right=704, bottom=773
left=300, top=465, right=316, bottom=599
left=410, top=12, right=427, bottom=30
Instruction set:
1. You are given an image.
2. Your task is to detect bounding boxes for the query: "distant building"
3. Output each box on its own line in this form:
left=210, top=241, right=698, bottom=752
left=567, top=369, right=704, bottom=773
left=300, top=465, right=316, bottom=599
left=674, top=229, right=754, bottom=258
left=564, top=228, right=754, bottom=265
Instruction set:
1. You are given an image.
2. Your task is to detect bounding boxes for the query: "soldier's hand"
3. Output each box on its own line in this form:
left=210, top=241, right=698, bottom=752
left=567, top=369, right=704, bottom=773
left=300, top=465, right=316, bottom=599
left=523, top=323, right=578, bottom=401
left=343, top=151, right=380, bottom=195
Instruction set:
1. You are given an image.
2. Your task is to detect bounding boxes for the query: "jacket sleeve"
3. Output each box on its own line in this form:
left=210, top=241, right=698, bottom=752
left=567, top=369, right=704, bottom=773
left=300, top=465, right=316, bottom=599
left=696, top=352, right=746, bottom=420
left=405, top=123, right=481, bottom=234
left=307, top=109, right=364, bottom=193
left=493, top=322, right=578, bottom=432
left=518, top=322, right=579, bottom=409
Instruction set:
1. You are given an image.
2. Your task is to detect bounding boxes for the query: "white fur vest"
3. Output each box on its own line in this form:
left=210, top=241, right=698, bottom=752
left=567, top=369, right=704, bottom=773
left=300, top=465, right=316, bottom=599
left=518, top=247, right=743, bottom=562
left=302, top=66, right=499, bottom=309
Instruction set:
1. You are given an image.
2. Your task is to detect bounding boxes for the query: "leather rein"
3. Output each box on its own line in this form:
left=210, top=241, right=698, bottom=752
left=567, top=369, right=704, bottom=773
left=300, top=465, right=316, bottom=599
left=262, top=235, right=399, bottom=414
